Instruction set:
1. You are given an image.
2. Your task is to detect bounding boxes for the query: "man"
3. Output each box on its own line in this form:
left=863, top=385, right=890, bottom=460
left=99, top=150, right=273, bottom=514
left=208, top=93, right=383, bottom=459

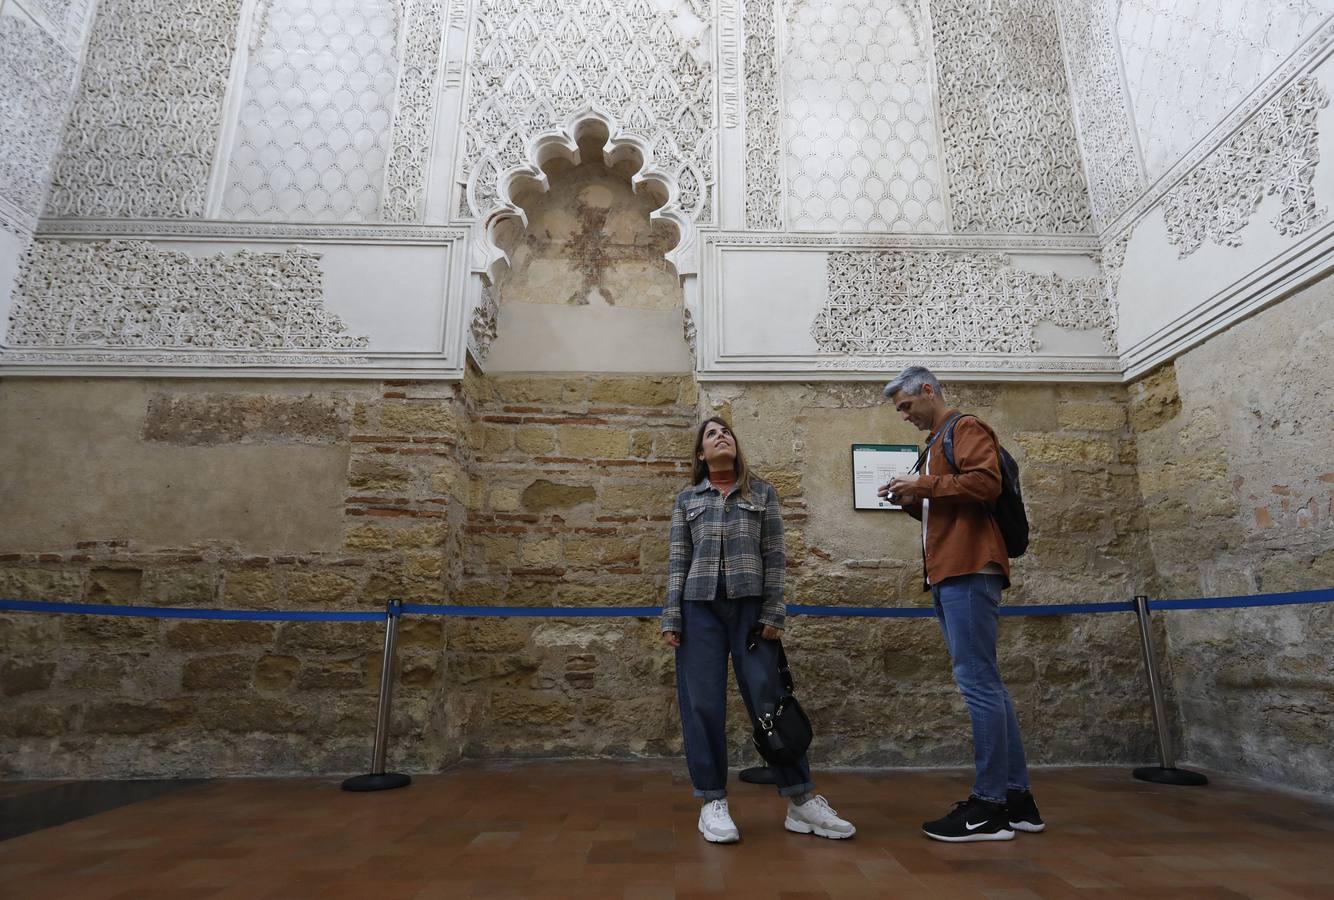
left=878, top=366, right=1044, bottom=843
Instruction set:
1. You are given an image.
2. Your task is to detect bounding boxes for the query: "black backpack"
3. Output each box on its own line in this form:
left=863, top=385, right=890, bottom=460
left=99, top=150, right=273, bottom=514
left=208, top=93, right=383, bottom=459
left=940, top=414, right=1030, bottom=558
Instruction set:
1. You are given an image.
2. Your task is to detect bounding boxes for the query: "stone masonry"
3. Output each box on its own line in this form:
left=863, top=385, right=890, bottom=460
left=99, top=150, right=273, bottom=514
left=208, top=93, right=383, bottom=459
left=1, top=371, right=1167, bottom=778
left=1129, top=270, right=1334, bottom=793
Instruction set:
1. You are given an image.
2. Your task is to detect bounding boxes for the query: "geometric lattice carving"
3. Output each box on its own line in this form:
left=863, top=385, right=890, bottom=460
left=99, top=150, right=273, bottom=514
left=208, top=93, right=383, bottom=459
left=782, top=0, right=948, bottom=232
left=1116, top=0, right=1331, bottom=179
left=382, top=0, right=446, bottom=222
left=931, top=0, right=1093, bottom=233
left=45, top=0, right=244, bottom=218
left=459, top=0, right=716, bottom=223
left=222, top=0, right=401, bottom=222
left=7, top=240, right=368, bottom=350
left=1054, top=0, right=1146, bottom=231
left=0, top=14, right=77, bottom=219
left=1162, top=76, right=1328, bottom=258
left=812, top=251, right=1114, bottom=354
left=742, top=0, right=782, bottom=229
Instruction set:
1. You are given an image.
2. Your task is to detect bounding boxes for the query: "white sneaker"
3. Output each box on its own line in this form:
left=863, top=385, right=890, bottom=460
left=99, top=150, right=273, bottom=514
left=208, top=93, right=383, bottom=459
left=698, top=798, right=739, bottom=843
left=785, top=794, right=856, bottom=839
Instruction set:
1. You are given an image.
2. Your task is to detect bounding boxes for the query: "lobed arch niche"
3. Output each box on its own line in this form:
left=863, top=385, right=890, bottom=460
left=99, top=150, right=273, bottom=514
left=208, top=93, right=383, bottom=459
left=464, top=113, right=701, bottom=372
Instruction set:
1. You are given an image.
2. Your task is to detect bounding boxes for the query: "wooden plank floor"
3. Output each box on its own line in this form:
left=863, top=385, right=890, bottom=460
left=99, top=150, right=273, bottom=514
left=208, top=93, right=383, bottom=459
left=3, top=763, right=1333, bottom=899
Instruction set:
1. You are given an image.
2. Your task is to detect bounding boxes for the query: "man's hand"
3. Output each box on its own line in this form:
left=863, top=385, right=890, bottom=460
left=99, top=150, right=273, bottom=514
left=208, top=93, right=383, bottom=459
left=663, top=631, right=681, bottom=648
left=761, top=624, right=782, bottom=641
left=886, top=473, right=924, bottom=502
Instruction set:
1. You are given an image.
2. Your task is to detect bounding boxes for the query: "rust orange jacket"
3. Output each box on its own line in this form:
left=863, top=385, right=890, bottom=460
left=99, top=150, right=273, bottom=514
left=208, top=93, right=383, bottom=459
left=901, top=411, right=1011, bottom=590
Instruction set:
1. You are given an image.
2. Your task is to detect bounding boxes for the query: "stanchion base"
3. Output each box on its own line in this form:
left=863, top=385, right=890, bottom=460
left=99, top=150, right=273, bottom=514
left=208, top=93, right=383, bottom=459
left=739, top=766, right=778, bottom=785
left=1133, top=766, right=1208, bottom=786
left=341, top=772, right=412, bottom=792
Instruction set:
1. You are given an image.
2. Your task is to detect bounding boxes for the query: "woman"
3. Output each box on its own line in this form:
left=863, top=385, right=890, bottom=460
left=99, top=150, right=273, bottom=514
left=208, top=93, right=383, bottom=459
left=662, top=416, right=855, bottom=843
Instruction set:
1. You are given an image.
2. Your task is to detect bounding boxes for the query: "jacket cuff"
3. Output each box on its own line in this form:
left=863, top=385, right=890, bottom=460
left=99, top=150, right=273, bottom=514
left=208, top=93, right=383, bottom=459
left=660, top=613, right=682, bottom=633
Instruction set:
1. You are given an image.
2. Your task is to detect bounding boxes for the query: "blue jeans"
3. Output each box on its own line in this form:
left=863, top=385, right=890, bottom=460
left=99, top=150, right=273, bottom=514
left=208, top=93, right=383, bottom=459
left=675, top=596, right=814, bottom=799
left=932, top=573, right=1030, bottom=804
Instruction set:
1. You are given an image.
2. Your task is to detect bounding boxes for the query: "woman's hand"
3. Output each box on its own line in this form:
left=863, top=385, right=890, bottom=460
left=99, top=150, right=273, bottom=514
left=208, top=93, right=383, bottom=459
left=663, top=631, right=681, bottom=648
left=761, top=624, right=782, bottom=641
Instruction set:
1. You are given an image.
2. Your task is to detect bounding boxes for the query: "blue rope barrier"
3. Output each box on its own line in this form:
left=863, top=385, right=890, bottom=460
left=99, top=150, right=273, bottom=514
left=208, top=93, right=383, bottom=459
left=0, top=599, right=383, bottom=622
left=400, top=603, right=656, bottom=618
left=1148, top=587, right=1334, bottom=611
left=3, top=590, right=1330, bottom=622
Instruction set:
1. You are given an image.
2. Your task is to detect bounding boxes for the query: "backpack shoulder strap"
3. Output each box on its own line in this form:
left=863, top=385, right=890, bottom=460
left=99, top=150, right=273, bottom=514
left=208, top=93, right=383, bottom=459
left=940, top=413, right=974, bottom=473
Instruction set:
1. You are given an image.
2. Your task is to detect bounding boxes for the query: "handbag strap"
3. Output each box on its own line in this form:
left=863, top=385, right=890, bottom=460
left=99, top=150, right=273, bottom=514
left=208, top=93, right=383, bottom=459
left=747, top=625, right=796, bottom=695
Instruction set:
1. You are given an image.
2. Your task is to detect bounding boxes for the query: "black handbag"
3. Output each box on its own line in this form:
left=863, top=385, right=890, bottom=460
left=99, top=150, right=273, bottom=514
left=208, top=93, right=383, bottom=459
left=747, top=627, right=813, bottom=767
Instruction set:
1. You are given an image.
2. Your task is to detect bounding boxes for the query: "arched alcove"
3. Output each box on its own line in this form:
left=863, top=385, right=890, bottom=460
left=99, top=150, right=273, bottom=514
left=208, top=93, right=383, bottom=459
left=481, top=126, right=694, bottom=373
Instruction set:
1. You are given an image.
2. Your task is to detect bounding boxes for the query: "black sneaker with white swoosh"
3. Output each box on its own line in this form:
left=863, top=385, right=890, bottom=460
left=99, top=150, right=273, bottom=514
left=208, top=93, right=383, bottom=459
left=921, top=796, right=1015, bottom=842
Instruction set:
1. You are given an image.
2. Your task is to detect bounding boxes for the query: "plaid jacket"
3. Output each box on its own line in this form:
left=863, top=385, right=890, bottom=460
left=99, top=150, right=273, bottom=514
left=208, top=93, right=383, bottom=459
left=660, top=476, right=786, bottom=634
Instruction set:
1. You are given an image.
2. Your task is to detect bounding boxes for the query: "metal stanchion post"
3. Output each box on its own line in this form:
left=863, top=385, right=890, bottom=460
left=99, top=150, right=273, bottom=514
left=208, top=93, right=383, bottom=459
left=1131, top=595, right=1207, bottom=786
left=342, top=600, right=412, bottom=792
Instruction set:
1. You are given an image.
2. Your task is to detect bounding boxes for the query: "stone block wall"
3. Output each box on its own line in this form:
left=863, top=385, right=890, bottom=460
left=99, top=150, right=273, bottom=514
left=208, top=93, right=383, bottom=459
left=441, top=373, right=695, bottom=758
left=2, top=371, right=1170, bottom=778
left=1130, top=271, right=1334, bottom=793
left=690, top=380, right=1157, bottom=767
left=0, top=378, right=469, bottom=777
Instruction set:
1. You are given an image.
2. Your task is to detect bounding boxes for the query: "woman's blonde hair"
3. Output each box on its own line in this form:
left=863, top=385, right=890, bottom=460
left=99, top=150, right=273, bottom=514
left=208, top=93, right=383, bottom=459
left=691, top=416, right=753, bottom=497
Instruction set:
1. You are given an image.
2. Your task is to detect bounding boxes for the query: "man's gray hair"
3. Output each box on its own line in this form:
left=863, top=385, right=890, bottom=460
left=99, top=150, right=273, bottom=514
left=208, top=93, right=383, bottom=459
left=883, top=365, right=943, bottom=399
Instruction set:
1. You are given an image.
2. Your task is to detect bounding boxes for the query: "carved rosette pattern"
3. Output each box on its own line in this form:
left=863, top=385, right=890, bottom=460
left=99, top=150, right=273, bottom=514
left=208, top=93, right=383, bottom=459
left=223, top=0, right=402, bottom=221
left=812, top=251, right=1115, bottom=355
left=45, top=0, right=244, bottom=218
left=468, top=283, right=499, bottom=360
left=0, top=14, right=78, bottom=219
left=742, top=0, right=782, bottom=229
left=930, top=0, right=1092, bottom=233
left=1097, top=231, right=1128, bottom=318
left=459, top=0, right=716, bottom=223
left=1161, top=76, right=1329, bottom=258
left=382, top=0, right=446, bottom=222
left=1054, top=0, right=1145, bottom=231
left=1116, top=0, right=1330, bottom=180
left=782, top=0, right=948, bottom=232
left=8, top=240, right=369, bottom=351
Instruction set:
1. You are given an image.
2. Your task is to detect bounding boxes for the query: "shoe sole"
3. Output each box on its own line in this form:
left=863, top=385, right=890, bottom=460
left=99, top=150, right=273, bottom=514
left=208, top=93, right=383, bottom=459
left=785, top=817, right=856, bottom=839
left=922, top=827, right=1015, bottom=843
left=1010, top=821, right=1045, bottom=833
left=698, top=821, right=739, bottom=843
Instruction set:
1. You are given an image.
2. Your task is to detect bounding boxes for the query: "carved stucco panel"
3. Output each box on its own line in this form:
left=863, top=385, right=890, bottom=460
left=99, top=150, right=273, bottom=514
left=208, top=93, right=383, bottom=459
left=458, top=0, right=716, bottom=224
left=1054, top=0, right=1146, bottom=231
left=782, top=0, right=948, bottom=232
left=931, top=0, right=1093, bottom=233
left=1161, top=76, right=1328, bottom=257
left=1116, top=0, right=1331, bottom=180
left=0, top=13, right=78, bottom=219
left=812, top=250, right=1114, bottom=355
left=742, top=0, right=782, bottom=229
left=468, top=282, right=499, bottom=360
left=382, top=0, right=447, bottom=222
left=45, top=0, right=244, bottom=218
left=222, top=0, right=402, bottom=222
left=7, top=239, right=369, bottom=351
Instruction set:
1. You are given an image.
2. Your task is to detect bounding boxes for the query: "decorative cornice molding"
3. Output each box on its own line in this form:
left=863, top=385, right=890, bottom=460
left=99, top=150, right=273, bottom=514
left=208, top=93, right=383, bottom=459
left=703, top=230, right=1101, bottom=252
left=35, top=218, right=468, bottom=245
